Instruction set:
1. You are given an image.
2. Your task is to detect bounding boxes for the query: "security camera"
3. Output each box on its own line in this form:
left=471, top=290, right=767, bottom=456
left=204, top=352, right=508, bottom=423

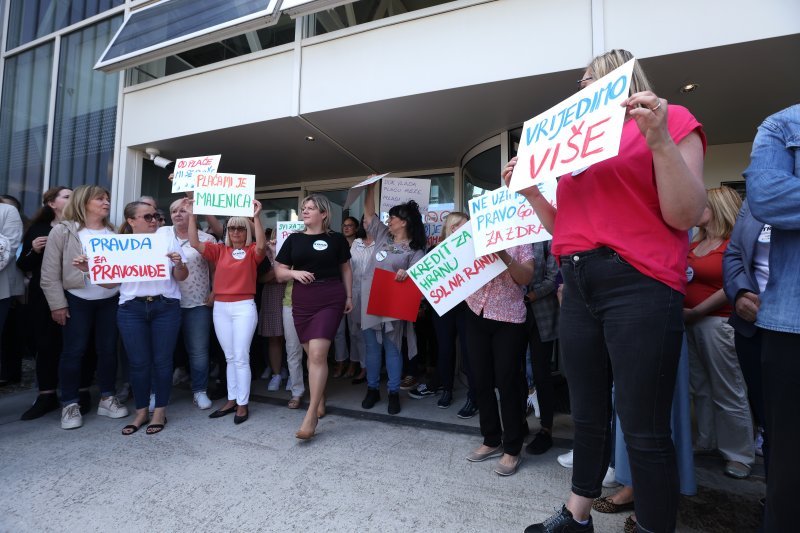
left=144, top=147, right=174, bottom=170
left=153, top=156, right=174, bottom=169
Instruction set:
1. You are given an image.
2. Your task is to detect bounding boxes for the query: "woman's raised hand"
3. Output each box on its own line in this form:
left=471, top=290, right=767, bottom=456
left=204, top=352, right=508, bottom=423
left=502, top=156, right=543, bottom=199
left=622, top=91, right=670, bottom=150
left=253, top=199, right=262, bottom=218
left=292, top=270, right=316, bottom=284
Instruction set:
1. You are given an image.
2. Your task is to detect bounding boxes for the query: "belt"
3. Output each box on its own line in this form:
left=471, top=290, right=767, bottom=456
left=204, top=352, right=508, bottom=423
left=560, top=246, right=616, bottom=264
left=133, top=295, right=170, bottom=303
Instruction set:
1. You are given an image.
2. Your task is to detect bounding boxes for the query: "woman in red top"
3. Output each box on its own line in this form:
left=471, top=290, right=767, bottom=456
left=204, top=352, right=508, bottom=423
left=187, top=199, right=266, bottom=424
left=506, top=50, right=707, bottom=532
left=685, top=186, right=754, bottom=478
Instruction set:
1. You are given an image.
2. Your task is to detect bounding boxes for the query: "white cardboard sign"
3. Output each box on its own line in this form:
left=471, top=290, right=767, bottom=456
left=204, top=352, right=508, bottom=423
left=193, top=173, right=255, bottom=217
left=171, top=155, right=221, bottom=193
left=380, top=177, right=431, bottom=214
left=81, top=232, right=172, bottom=284
left=276, top=221, right=306, bottom=253
left=344, top=172, right=391, bottom=209
left=509, top=59, right=635, bottom=192
left=408, top=221, right=507, bottom=315
left=469, top=180, right=557, bottom=257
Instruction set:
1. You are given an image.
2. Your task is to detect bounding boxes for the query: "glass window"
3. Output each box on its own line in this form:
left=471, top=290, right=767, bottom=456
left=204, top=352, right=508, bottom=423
left=0, top=43, right=55, bottom=215
left=307, top=0, right=457, bottom=37
left=6, top=0, right=123, bottom=50
left=50, top=16, right=124, bottom=192
left=126, top=14, right=294, bottom=86
left=259, top=197, right=301, bottom=235
left=96, top=0, right=282, bottom=72
left=462, top=145, right=501, bottom=209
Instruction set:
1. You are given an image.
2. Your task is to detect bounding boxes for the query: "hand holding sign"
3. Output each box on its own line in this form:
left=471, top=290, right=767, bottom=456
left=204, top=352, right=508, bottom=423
left=172, top=155, right=221, bottom=193
left=623, top=91, right=669, bottom=148
left=344, top=172, right=391, bottom=209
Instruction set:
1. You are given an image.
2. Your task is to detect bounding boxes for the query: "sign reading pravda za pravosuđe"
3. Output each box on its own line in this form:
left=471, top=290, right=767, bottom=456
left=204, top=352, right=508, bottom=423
left=408, top=221, right=507, bottom=315
left=80, top=233, right=172, bottom=284
left=508, top=58, right=635, bottom=192
left=192, top=173, right=255, bottom=217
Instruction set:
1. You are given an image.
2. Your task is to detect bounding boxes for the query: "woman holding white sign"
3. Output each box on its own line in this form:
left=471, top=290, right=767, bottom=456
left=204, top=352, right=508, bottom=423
left=187, top=199, right=267, bottom=425
left=359, top=182, right=426, bottom=416
left=100, top=202, right=188, bottom=435
left=505, top=49, right=706, bottom=533
left=41, top=185, right=129, bottom=430
left=274, top=194, right=353, bottom=439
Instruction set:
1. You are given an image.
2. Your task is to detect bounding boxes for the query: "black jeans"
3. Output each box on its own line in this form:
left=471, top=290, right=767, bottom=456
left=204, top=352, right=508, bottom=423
left=526, top=309, right=555, bottom=429
left=465, top=308, right=528, bottom=456
left=761, top=330, right=800, bottom=532
left=433, top=302, right=475, bottom=400
left=734, top=329, right=768, bottom=474
left=560, top=248, right=682, bottom=532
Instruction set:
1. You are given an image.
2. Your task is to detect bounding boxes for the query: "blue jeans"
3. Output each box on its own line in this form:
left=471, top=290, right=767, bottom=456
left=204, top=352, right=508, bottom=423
left=560, top=247, right=683, bottom=532
left=59, top=292, right=119, bottom=405
left=181, top=305, right=211, bottom=393
left=363, top=326, right=402, bottom=392
left=117, top=297, right=181, bottom=410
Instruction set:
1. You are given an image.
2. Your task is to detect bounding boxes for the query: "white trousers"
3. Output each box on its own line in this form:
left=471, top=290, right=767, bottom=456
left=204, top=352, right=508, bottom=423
left=213, top=300, right=257, bottom=406
left=282, top=306, right=305, bottom=397
left=334, top=315, right=365, bottom=365
left=687, top=315, right=755, bottom=465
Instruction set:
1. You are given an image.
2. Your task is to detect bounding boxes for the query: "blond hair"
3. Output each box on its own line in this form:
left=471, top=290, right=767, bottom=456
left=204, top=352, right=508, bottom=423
left=302, top=194, right=332, bottom=232
left=62, top=185, right=114, bottom=230
left=587, top=49, right=653, bottom=95
left=695, top=186, right=742, bottom=241
left=225, top=217, right=254, bottom=247
left=439, top=212, right=469, bottom=241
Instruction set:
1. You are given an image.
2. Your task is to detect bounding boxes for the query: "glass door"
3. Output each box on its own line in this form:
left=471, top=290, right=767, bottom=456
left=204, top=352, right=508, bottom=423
left=256, top=192, right=302, bottom=239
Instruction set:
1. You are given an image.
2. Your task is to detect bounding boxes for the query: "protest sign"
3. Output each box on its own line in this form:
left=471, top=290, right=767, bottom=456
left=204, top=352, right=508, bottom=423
left=424, top=209, right=451, bottom=249
left=468, top=180, right=557, bottom=257
left=509, top=59, right=635, bottom=192
left=81, top=233, right=172, bottom=284
left=171, top=155, right=221, bottom=193
left=276, top=221, right=305, bottom=253
left=408, top=221, right=507, bottom=315
left=380, top=177, right=431, bottom=214
left=344, top=172, right=391, bottom=209
left=193, top=173, right=255, bottom=217
left=365, top=269, right=423, bottom=322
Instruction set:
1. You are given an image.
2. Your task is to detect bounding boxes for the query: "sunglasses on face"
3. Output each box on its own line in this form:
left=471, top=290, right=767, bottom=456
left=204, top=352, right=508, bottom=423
left=228, top=226, right=247, bottom=232
left=140, top=214, right=159, bottom=222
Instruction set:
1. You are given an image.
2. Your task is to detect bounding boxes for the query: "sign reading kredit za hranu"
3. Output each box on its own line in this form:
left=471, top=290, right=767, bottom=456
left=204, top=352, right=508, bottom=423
left=407, top=221, right=507, bottom=315
left=193, top=173, right=255, bottom=217
left=80, top=233, right=172, bottom=284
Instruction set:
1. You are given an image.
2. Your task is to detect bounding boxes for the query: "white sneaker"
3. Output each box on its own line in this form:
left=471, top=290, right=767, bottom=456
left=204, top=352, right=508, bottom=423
left=267, top=374, right=282, bottom=391
left=148, top=393, right=156, bottom=413
left=603, top=466, right=620, bottom=488
left=116, top=382, right=131, bottom=404
left=527, top=389, right=541, bottom=419
left=557, top=449, right=574, bottom=468
left=172, top=367, right=189, bottom=385
left=61, top=403, right=83, bottom=429
left=97, top=396, right=129, bottom=419
left=193, top=391, right=212, bottom=410
left=285, top=377, right=293, bottom=391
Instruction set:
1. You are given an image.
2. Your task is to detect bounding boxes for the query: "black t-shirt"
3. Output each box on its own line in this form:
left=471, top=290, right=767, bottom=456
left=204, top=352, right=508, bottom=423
left=275, top=231, right=351, bottom=280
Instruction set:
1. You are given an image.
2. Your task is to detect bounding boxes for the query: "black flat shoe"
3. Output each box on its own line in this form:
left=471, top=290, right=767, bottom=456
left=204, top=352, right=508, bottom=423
left=122, top=418, right=150, bottom=436
left=234, top=412, right=249, bottom=425
left=146, top=417, right=167, bottom=435
left=209, top=405, right=236, bottom=418
left=21, top=393, right=60, bottom=420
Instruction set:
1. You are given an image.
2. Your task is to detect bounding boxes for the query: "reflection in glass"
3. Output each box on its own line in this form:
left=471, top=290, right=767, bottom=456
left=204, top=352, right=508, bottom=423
left=6, top=0, right=123, bottom=50
left=307, top=0, right=456, bottom=37
left=0, top=43, right=54, bottom=214
left=260, top=197, right=301, bottom=234
left=51, top=16, right=123, bottom=192
left=463, top=145, right=501, bottom=211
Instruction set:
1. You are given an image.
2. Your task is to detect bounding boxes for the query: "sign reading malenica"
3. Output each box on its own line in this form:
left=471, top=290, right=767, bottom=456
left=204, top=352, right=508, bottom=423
left=408, top=221, right=507, bottom=315
left=193, top=173, right=255, bottom=217
left=81, top=233, right=172, bottom=284
left=509, top=59, right=635, bottom=192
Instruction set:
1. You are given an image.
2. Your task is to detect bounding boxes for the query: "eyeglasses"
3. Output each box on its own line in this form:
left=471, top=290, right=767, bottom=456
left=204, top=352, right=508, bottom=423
left=228, top=226, right=247, bottom=232
left=141, top=213, right=158, bottom=222
left=577, top=75, right=593, bottom=87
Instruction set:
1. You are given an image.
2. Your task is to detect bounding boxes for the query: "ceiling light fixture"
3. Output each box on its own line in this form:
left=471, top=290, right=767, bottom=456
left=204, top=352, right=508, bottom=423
left=680, top=83, right=699, bottom=93
left=305, top=135, right=316, bottom=141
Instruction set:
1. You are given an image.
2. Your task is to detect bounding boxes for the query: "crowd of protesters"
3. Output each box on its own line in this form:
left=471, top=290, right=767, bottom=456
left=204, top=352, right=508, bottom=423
left=0, top=49, right=796, bottom=533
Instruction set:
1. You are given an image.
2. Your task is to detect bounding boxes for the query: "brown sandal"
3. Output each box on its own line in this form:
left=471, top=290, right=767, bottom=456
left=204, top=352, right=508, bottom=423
left=592, top=496, right=635, bottom=514
left=287, top=397, right=301, bottom=409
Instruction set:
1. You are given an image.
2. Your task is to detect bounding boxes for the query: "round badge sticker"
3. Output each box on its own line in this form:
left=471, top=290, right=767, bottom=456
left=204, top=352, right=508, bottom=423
left=375, top=250, right=388, bottom=262
left=758, top=225, right=772, bottom=244
left=232, top=249, right=246, bottom=260
left=686, top=266, right=694, bottom=283
left=313, top=240, right=328, bottom=251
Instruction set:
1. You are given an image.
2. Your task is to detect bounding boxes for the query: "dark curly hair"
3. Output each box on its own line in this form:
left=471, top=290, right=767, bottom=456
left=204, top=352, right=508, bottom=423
left=389, top=200, right=426, bottom=251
